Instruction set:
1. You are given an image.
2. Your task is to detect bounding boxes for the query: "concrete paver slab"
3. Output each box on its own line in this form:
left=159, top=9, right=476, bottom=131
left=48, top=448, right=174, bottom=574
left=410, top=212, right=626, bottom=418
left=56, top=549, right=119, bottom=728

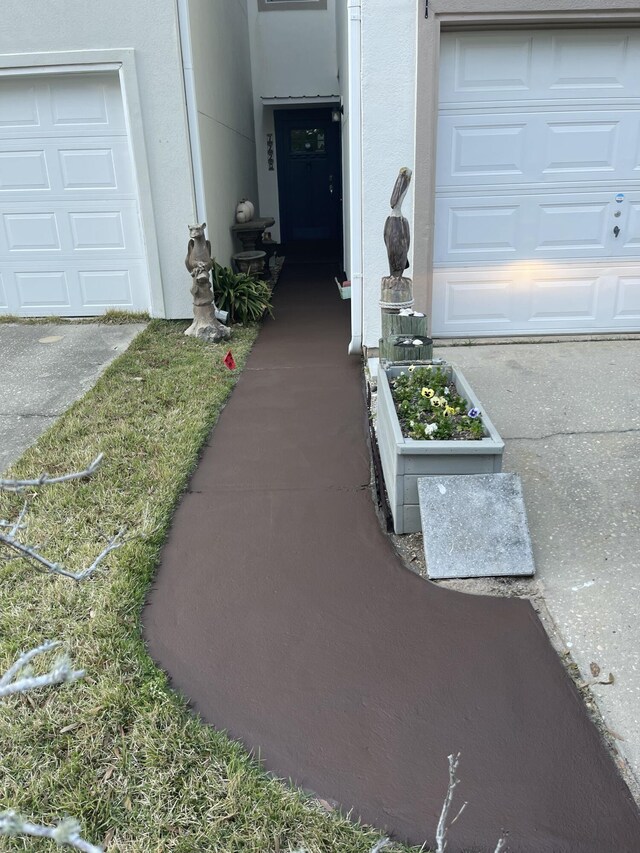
left=418, top=473, right=535, bottom=578
left=434, top=340, right=640, bottom=786
left=0, top=323, right=146, bottom=473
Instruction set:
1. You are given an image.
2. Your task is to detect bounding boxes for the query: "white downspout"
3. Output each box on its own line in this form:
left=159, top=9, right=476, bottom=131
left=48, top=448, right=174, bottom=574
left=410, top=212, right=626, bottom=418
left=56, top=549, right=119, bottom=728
left=347, top=0, right=363, bottom=355
left=176, top=0, right=207, bottom=225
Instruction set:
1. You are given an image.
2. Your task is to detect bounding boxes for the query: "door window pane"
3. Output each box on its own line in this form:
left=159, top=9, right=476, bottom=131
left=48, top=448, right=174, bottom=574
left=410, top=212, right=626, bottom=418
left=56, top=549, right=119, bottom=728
left=290, top=128, right=326, bottom=154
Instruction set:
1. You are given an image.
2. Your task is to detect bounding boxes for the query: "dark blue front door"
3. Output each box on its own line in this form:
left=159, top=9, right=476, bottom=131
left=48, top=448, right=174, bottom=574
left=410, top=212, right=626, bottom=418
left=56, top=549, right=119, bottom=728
left=274, top=108, right=342, bottom=246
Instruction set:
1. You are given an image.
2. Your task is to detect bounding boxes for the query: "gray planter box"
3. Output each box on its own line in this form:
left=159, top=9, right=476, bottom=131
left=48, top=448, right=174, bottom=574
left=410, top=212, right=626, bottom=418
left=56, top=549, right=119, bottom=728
left=376, top=364, right=505, bottom=534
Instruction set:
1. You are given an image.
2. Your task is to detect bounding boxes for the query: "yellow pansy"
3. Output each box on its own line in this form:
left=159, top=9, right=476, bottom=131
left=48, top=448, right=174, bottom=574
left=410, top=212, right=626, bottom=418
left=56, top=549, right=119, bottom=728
left=421, top=387, right=435, bottom=398
left=444, top=405, right=456, bottom=416
left=431, top=396, right=444, bottom=407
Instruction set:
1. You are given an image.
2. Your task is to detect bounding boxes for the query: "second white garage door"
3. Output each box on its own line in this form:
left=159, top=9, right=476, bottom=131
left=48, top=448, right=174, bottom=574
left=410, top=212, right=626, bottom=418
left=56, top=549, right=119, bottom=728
left=433, top=29, right=640, bottom=336
left=0, top=71, right=150, bottom=316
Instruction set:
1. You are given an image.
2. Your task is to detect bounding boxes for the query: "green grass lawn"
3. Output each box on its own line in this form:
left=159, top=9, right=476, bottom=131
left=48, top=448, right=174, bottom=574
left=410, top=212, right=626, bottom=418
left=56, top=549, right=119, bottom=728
left=0, top=321, right=417, bottom=852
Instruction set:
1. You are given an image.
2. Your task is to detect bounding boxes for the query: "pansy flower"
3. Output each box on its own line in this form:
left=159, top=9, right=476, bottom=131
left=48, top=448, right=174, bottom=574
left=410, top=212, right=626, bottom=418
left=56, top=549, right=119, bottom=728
left=444, top=405, right=456, bottom=416
left=421, top=387, right=435, bottom=398
left=408, top=364, right=416, bottom=373
left=443, top=386, right=450, bottom=396
left=467, top=407, right=480, bottom=419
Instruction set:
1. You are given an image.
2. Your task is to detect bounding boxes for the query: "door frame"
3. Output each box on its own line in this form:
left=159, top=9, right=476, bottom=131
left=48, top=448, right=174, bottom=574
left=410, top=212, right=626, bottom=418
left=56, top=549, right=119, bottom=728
left=273, top=106, right=343, bottom=246
left=0, top=49, right=164, bottom=316
left=414, top=0, right=640, bottom=335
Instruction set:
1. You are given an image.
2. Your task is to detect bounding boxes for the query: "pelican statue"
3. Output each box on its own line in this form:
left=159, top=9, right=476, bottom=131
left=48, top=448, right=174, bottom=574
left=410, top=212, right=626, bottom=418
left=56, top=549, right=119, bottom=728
left=383, top=167, right=412, bottom=278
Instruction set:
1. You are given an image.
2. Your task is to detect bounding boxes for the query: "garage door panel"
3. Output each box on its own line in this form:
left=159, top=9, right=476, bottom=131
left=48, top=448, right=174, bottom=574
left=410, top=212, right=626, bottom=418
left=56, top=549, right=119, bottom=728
left=434, top=265, right=640, bottom=333
left=5, top=260, right=147, bottom=315
left=0, top=274, right=7, bottom=310
left=445, top=204, right=519, bottom=256
left=0, top=75, right=126, bottom=138
left=15, top=271, right=71, bottom=309
left=79, top=270, right=134, bottom=307
left=614, top=276, right=640, bottom=319
left=69, top=211, right=127, bottom=251
left=59, top=147, right=117, bottom=190
left=441, top=34, right=535, bottom=101
left=0, top=80, right=39, bottom=129
left=536, top=202, right=608, bottom=252
left=436, top=194, right=618, bottom=264
left=449, top=123, right=526, bottom=179
left=0, top=72, right=149, bottom=316
left=544, top=120, right=618, bottom=174
left=529, top=276, right=598, bottom=321
left=622, top=202, right=640, bottom=249
left=445, top=278, right=513, bottom=325
left=438, top=112, right=638, bottom=188
left=1, top=201, right=143, bottom=258
left=440, top=31, right=640, bottom=106
left=549, top=32, right=632, bottom=92
left=0, top=148, right=50, bottom=191
left=435, top=29, right=640, bottom=335
left=3, top=212, right=61, bottom=251
left=50, top=77, right=111, bottom=128
left=0, top=139, right=136, bottom=197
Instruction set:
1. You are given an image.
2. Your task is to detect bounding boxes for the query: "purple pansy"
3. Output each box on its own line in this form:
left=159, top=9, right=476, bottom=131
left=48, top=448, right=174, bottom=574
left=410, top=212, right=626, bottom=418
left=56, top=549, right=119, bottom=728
left=467, top=407, right=480, bottom=419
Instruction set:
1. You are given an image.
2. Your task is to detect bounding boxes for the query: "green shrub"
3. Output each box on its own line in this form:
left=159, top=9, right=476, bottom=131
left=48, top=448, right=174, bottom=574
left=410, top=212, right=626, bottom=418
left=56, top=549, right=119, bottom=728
left=212, top=263, right=273, bottom=325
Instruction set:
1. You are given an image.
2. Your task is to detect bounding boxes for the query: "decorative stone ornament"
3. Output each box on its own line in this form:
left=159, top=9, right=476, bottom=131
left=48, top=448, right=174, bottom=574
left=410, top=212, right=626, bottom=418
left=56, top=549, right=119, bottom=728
left=379, top=168, right=433, bottom=361
left=184, top=224, right=230, bottom=343
left=235, top=199, right=255, bottom=224
left=381, top=167, right=413, bottom=311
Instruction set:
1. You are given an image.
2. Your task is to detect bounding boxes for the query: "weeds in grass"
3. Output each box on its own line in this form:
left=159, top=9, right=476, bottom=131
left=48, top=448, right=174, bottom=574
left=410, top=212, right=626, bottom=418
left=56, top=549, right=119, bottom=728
left=0, top=321, right=409, bottom=852
left=0, top=310, right=149, bottom=325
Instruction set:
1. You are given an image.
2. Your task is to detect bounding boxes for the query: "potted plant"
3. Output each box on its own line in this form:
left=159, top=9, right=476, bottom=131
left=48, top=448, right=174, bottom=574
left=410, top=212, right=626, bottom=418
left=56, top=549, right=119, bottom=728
left=212, top=263, right=273, bottom=325
left=376, top=362, right=504, bottom=534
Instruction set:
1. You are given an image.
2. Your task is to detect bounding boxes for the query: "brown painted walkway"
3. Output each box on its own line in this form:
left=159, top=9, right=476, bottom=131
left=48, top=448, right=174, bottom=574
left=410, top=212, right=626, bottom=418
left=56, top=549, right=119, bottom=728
left=143, top=265, right=640, bottom=852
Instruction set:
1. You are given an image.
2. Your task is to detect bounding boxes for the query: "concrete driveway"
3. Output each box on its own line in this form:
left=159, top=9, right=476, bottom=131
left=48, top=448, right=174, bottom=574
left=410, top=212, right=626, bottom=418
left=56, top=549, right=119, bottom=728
left=434, top=338, right=640, bottom=791
left=0, top=323, right=146, bottom=474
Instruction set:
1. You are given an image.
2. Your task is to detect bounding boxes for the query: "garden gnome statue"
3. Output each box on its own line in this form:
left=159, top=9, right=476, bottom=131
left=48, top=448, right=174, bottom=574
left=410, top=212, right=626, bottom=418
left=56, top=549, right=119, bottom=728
left=184, top=223, right=230, bottom=342
left=381, top=167, right=413, bottom=311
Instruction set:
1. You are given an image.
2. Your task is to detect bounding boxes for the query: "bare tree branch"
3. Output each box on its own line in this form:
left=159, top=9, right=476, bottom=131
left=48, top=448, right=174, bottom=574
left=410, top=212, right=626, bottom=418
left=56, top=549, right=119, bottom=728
left=0, top=454, right=103, bottom=493
left=435, top=753, right=467, bottom=853
left=0, top=528, right=126, bottom=581
left=0, top=641, right=84, bottom=699
left=0, top=812, right=102, bottom=852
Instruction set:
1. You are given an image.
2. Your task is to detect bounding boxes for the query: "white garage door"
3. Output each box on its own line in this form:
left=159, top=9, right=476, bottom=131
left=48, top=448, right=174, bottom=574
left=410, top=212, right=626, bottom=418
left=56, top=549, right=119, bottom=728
left=0, top=72, right=150, bottom=316
left=433, top=30, right=640, bottom=336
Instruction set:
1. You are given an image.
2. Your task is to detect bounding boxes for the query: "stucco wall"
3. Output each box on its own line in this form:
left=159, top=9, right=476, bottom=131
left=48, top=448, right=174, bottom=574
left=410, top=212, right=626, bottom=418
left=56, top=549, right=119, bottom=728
left=247, top=0, right=339, bottom=241
left=361, top=0, right=418, bottom=349
left=188, top=0, right=259, bottom=269
left=0, top=0, right=196, bottom=319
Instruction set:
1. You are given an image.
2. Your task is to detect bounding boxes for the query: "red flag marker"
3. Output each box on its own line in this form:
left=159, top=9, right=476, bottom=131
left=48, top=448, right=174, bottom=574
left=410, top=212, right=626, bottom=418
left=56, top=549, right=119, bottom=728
left=223, top=350, right=236, bottom=371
